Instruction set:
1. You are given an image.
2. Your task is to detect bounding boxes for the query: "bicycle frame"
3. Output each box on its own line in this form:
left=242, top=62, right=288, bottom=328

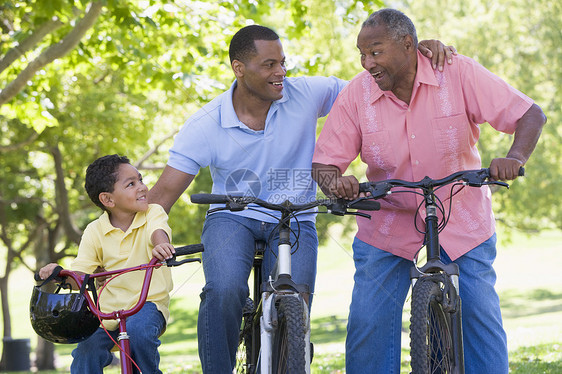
left=37, top=244, right=203, bottom=374
left=358, top=168, right=520, bottom=374
left=408, top=186, right=465, bottom=373
left=191, top=193, right=379, bottom=373
left=258, top=213, right=311, bottom=373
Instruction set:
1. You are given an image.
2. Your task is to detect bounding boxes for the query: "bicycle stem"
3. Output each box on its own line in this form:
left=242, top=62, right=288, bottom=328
left=277, top=213, right=292, bottom=277
left=425, top=203, right=440, bottom=260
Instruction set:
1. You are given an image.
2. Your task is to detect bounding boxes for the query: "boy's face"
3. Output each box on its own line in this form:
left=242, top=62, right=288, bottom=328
left=102, top=163, right=148, bottom=214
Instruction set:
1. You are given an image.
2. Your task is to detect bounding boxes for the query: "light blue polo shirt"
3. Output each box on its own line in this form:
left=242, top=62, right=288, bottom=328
left=168, top=76, right=347, bottom=223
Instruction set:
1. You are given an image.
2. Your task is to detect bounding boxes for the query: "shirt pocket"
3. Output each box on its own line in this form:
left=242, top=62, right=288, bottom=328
left=361, top=131, right=397, bottom=176
left=431, top=113, right=471, bottom=173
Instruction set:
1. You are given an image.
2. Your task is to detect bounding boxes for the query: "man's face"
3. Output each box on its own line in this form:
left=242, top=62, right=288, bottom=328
left=357, top=24, right=411, bottom=93
left=237, top=39, right=287, bottom=102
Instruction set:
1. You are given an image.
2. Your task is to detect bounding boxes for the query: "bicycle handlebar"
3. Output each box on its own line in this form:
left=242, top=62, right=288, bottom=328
left=190, top=194, right=380, bottom=218
left=358, top=167, right=524, bottom=199
left=34, top=243, right=204, bottom=320
left=34, top=243, right=204, bottom=282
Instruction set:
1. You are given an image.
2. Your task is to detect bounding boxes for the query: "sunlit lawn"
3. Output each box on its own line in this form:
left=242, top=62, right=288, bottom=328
left=2, top=230, right=561, bottom=373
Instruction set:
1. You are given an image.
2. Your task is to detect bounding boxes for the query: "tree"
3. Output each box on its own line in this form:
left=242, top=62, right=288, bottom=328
left=0, top=0, right=382, bottom=368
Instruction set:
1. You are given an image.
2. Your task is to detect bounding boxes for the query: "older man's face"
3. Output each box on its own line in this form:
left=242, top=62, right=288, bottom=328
left=357, top=24, right=412, bottom=93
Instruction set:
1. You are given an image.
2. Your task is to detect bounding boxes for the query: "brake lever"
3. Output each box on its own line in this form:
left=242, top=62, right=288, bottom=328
left=166, top=257, right=201, bottom=267
left=207, top=206, right=231, bottom=214
left=347, top=211, right=372, bottom=219
left=485, top=180, right=510, bottom=188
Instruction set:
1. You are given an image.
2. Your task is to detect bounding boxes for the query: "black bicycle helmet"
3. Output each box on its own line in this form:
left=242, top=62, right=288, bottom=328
left=30, top=267, right=100, bottom=344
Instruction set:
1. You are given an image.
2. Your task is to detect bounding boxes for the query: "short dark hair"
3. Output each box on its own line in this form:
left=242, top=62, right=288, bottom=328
left=229, top=25, right=280, bottom=64
left=85, top=154, right=130, bottom=210
left=363, top=8, right=418, bottom=47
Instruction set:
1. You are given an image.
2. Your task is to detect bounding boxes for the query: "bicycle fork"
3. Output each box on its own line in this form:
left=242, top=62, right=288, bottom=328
left=410, top=201, right=465, bottom=373
left=259, top=293, right=311, bottom=373
left=259, top=221, right=311, bottom=373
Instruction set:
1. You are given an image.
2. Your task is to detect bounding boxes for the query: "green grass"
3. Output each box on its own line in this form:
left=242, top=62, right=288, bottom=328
left=2, top=229, right=561, bottom=373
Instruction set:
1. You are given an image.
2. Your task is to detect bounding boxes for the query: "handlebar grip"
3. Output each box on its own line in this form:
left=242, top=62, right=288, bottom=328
left=191, top=194, right=229, bottom=204
left=518, top=166, right=525, bottom=177
left=34, top=272, right=42, bottom=282
left=174, top=244, right=204, bottom=256
left=348, top=199, right=381, bottom=211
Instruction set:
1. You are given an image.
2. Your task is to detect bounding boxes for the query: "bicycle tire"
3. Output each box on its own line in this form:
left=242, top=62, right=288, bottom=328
left=410, top=279, right=455, bottom=374
left=271, top=296, right=307, bottom=373
left=235, top=297, right=259, bottom=374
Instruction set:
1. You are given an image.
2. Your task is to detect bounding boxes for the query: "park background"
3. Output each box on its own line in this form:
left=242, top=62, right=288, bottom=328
left=0, top=0, right=560, bottom=372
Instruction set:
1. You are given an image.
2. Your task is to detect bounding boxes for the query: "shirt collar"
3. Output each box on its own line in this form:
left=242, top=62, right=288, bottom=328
left=99, top=210, right=147, bottom=235
left=415, top=49, right=439, bottom=87
left=219, top=80, right=288, bottom=130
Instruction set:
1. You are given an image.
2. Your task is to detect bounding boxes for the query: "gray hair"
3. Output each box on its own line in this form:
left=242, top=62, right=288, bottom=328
left=362, top=8, right=418, bottom=47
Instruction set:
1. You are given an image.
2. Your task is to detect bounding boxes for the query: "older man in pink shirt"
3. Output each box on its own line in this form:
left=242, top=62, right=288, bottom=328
left=312, top=8, right=546, bottom=374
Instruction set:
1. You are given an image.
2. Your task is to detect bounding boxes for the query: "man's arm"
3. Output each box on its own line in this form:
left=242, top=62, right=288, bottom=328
left=148, top=165, right=196, bottom=213
left=418, top=39, right=457, bottom=71
left=489, top=103, right=547, bottom=180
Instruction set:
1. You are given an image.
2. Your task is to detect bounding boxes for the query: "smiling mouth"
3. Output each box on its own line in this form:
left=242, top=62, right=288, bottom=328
left=270, top=81, right=283, bottom=88
left=372, top=71, right=384, bottom=80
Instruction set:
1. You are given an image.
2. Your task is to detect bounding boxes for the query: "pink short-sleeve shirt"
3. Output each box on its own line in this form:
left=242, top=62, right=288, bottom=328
left=313, top=51, right=533, bottom=260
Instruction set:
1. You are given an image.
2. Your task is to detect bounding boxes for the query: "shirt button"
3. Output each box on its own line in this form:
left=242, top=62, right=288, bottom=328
left=411, top=134, right=415, bottom=139
left=407, top=108, right=411, bottom=112
left=415, top=160, right=420, bottom=165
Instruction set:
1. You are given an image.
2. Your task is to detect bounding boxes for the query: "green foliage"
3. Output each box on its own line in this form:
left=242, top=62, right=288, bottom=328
left=0, top=0, right=380, bottom=311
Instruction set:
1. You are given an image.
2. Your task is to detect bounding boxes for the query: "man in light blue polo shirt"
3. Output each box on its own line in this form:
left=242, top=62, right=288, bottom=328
left=148, top=25, right=454, bottom=373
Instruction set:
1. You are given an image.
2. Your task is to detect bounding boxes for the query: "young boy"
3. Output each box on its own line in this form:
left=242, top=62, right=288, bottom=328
left=39, top=154, right=175, bottom=374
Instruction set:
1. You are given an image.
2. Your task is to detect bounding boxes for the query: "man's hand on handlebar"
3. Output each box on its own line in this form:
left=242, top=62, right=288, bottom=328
left=330, top=175, right=362, bottom=200
left=489, top=158, right=524, bottom=181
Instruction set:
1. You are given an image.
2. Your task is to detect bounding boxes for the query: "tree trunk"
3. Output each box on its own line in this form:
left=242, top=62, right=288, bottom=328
left=0, top=275, right=12, bottom=370
left=35, top=337, right=56, bottom=370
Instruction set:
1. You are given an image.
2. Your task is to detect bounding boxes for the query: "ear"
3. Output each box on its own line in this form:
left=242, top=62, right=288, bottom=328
left=99, top=192, right=115, bottom=209
left=232, top=59, right=244, bottom=78
left=403, top=35, right=415, bottom=52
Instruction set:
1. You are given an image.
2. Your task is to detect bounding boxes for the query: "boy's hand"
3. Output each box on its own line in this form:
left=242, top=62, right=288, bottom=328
left=93, top=266, right=109, bottom=288
left=39, top=263, right=60, bottom=280
left=152, top=243, right=176, bottom=261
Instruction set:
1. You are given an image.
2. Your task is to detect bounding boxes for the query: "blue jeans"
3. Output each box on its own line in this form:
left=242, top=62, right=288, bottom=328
left=346, top=234, right=508, bottom=374
left=198, top=212, right=318, bottom=373
left=70, top=302, right=166, bottom=374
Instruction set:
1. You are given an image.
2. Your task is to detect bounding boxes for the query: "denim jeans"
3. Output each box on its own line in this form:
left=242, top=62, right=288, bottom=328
left=346, top=234, right=508, bottom=374
left=70, top=302, right=166, bottom=374
left=197, top=212, right=318, bottom=373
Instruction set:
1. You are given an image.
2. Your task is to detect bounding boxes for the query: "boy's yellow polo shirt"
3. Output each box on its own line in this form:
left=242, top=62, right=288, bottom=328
left=72, top=204, right=173, bottom=330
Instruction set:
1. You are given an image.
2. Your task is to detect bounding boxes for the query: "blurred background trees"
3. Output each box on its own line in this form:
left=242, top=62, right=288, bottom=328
left=1, top=0, right=559, bottom=369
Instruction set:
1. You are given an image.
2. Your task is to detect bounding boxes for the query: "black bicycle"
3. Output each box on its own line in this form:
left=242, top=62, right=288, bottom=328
left=190, top=194, right=379, bottom=374
left=356, top=167, right=523, bottom=374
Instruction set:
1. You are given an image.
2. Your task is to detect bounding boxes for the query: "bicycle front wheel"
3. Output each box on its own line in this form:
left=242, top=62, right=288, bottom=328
left=410, top=279, right=455, bottom=374
left=271, top=296, right=307, bottom=373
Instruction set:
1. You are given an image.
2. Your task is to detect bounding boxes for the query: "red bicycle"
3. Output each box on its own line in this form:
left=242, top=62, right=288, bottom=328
left=31, top=243, right=204, bottom=374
